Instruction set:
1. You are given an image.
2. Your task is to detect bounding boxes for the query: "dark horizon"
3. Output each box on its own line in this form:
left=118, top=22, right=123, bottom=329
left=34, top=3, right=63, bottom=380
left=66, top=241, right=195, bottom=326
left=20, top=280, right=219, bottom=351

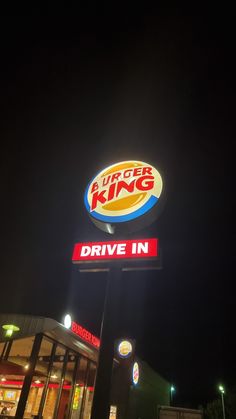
left=0, top=12, right=234, bottom=410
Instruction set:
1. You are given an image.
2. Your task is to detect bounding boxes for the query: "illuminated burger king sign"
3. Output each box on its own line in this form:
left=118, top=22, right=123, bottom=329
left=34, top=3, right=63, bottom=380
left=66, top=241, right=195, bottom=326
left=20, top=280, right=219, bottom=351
left=118, top=340, right=133, bottom=358
left=84, top=160, right=163, bottom=233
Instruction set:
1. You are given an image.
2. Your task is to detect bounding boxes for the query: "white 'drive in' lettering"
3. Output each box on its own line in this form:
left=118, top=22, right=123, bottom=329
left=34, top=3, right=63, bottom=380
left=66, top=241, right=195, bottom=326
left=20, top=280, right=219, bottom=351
left=131, top=241, right=148, bottom=254
left=80, top=243, right=127, bottom=257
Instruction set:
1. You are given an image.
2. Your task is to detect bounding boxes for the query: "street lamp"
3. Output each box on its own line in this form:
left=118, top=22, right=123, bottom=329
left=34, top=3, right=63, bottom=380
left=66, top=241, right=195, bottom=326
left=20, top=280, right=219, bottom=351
left=218, top=385, right=226, bottom=419
left=170, top=385, right=175, bottom=405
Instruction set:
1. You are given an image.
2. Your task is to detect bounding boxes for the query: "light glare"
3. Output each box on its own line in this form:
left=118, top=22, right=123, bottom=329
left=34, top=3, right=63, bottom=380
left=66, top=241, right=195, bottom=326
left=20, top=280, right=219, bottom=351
left=64, top=314, right=72, bottom=329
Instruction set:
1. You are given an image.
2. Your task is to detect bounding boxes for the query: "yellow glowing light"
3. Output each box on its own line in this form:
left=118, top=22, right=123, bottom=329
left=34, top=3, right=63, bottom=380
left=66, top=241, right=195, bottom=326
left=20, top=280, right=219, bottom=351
left=2, top=324, right=20, bottom=337
left=73, top=386, right=80, bottom=410
left=118, top=340, right=133, bottom=358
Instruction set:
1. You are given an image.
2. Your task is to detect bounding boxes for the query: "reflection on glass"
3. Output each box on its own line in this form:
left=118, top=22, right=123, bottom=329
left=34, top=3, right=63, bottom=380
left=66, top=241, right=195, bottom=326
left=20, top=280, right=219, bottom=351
left=24, top=376, right=45, bottom=419
left=0, top=374, right=24, bottom=417
left=8, top=337, right=35, bottom=368
left=83, top=362, right=96, bottom=419
left=0, top=342, right=4, bottom=359
left=36, top=336, right=54, bottom=377
left=24, top=337, right=54, bottom=418
left=57, top=351, right=76, bottom=419
left=71, top=357, right=88, bottom=419
left=0, top=336, right=35, bottom=417
left=43, top=344, right=66, bottom=419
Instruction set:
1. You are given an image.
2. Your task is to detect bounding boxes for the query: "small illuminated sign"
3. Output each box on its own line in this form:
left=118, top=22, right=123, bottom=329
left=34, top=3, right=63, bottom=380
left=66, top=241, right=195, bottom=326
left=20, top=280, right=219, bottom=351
left=73, top=386, right=80, bottom=410
left=132, top=362, right=139, bottom=385
left=109, top=405, right=117, bottom=419
left=84, top=160, right=163, bottom=233
left=72, top=238, right=158, bottom=263
left=70, top=321, right=100, bottom=349
left=118, top=340, right=133, bottom=358
left=4, top=390, right=17, bottom=401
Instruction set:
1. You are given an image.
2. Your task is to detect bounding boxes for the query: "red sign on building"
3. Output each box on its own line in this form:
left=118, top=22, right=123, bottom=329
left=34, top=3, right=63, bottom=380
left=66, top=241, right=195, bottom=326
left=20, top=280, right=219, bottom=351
left=72, top=238, right=158, bottom=263
left=71, top=321, right=100, bottom=349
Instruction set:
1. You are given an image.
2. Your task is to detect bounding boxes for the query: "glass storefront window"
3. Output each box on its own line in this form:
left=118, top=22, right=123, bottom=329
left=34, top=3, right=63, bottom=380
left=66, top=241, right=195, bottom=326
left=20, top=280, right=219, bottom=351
left=7, top=337, right=35, bottom=368
left=0, top=336, right=35, bottom=417
left=82, top=362, right=96, bottom=419
left=42, top=344, right=66, bottom=419
left=36, top=335, right=54, bottom=376
left=57, top=351, right=77, bottom=419
left=24, top=377, right=44, bottom=419
left=1, top=335, right=97, bottom=419
left=0, top=342, right=5, bottom=359
left=24, top=336, right=54, bottom=418
left=0, top=373, right=24, bottom=417
left=71, top=357, right=88, bottom=419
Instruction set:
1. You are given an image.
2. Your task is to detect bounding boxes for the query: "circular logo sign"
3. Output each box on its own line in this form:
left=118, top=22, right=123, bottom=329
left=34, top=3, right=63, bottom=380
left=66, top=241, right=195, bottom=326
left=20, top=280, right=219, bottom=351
left=118, top=340, right=133, bottom=358
left=132, top=362, right=139, bottom=385
left=84, top=160, right=163, bottom=234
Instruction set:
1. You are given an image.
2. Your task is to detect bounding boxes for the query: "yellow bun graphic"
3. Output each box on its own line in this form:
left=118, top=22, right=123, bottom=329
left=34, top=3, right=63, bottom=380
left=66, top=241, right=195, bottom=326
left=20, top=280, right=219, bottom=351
left=101, top=162, right=147, bottom=211
left=103, top=193, right=147, bottom=211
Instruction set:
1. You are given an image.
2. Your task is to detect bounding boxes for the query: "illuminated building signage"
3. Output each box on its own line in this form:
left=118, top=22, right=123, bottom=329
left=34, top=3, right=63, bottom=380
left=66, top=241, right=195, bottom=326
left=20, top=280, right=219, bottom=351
left=71, top=321, right=100, bottom=349
left=118, top=340, right=133, bottom=358
left=84, top=160, right=163, bottom=233
left=3, top=390, right=17, bottom=401
left=72, top=386, right=80, bottom=410
left=63, top=315, right=100, bottom=350
left=132, top=362, right=139, bottom=385
left=72, top=238, right=158, bottom=263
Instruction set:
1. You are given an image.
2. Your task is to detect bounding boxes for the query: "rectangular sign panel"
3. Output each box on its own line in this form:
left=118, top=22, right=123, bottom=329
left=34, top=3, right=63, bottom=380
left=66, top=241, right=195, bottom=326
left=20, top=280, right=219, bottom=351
left=72, top=238, right=158, bottom=263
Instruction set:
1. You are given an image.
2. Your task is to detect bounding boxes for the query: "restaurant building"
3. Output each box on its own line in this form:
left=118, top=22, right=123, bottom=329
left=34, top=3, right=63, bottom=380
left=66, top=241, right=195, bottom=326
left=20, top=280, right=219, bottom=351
left=0, top=313, right=170, bottom=418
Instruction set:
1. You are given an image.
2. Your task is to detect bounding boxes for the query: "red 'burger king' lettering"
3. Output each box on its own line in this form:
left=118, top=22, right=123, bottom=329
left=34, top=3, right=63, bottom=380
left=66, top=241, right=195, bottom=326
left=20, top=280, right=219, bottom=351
left=91, top=190, right=106, bottom=210
left=91, top=175, right=154, bottom=211
left=71, top=321, right=100, bottom=348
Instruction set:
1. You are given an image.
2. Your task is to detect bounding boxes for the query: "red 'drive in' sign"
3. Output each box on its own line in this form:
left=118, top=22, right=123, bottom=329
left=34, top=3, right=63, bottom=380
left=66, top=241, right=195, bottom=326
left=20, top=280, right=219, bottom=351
left=72, top=238, right=158, bottom=262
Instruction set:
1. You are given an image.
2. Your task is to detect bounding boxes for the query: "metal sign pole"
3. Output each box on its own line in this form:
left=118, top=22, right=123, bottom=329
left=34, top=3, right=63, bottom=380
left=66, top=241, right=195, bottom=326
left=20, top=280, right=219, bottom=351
left=90, top=263, right=122, bottom=419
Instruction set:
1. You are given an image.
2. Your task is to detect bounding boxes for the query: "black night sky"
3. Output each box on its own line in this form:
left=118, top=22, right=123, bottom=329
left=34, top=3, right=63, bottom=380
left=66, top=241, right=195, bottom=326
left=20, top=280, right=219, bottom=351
left=0, top=12, right=234, bottom=409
